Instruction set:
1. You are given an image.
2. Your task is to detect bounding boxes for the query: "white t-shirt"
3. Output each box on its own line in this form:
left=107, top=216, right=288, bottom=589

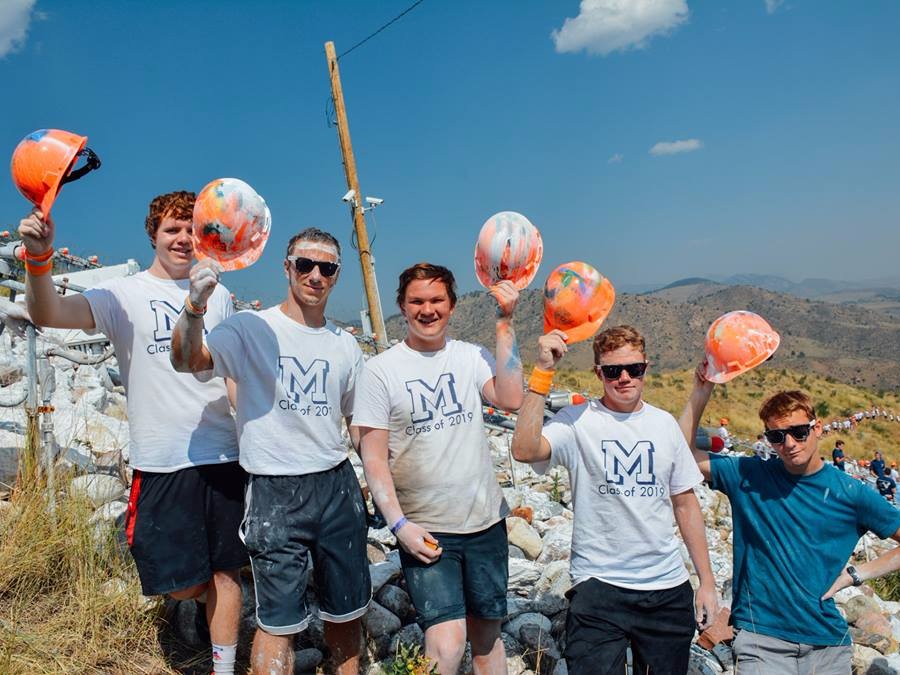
left=205, top=306, right=363, bottom=476
left=83, top=271, right=238, bottom=472
left=352, top=339, right=507, bottom=534
left=542, top=399, right=704, bottom=590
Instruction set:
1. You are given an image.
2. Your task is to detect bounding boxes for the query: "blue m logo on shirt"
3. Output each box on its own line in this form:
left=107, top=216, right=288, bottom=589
left=405, top=374, right=463, bottom=423
left=150, top=300, right=207, bottom=343
left=279, top=357, right=330, bottom=404
left=602, top=440, right=656, bottom=485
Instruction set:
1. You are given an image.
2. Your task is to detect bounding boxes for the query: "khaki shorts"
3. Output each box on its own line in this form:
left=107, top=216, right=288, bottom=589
left=734, top=629, right=851, bottom=675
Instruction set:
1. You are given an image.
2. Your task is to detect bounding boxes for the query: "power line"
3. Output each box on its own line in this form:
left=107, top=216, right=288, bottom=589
left=337, top=0, right=426, bottom=60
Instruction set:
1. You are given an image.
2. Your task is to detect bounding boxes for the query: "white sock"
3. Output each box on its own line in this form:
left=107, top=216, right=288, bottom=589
left=212, top=643, right=237, bottom=675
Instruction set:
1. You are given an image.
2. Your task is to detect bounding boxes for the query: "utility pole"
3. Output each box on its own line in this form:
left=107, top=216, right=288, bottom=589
left=325, top=41, right=389, bottom=350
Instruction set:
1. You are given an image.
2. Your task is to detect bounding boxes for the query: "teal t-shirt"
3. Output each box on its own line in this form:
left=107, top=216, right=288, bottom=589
left=710, top=455, right=900, bottom=645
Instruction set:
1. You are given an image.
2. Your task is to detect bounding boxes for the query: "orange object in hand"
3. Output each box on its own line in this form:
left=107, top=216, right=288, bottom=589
left=424, top=539, right=438, bottom=551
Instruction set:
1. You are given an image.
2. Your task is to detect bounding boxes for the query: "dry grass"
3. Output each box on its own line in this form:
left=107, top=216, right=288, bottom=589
left=550, top=363, right=900, bottom=462
left=0, top=442, right=174, bottom=674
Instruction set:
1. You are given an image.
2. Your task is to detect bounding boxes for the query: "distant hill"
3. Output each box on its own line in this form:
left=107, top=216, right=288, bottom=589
left=384, top=284, right=900, bottom=390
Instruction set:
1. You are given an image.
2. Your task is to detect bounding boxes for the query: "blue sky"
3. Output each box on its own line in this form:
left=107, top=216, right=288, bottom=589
left=1, top=0, right=899, bottom=320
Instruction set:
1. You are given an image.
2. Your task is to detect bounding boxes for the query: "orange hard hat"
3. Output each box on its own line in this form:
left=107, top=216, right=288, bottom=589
left=703, top=311, right=780, bottom=384
left=10, top=129, right=101, bottom=216
left=474, top=211, right=543, bottom=290
left=543, top=261, right=615, bottom=344
left=193, top=178, right=271, bottom=271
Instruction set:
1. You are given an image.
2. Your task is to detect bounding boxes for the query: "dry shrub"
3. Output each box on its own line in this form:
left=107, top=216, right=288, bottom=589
left=0, top=450, right=173, bottom=673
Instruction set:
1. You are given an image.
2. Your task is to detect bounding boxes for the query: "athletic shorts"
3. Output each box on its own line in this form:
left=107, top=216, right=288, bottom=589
left=564, top=577, right=696, bottom=675
left=240, top=459, right=372, bottom=635
left=399, top=519, right=508, bottom=631
left=125, top=462, right=249, bottom=596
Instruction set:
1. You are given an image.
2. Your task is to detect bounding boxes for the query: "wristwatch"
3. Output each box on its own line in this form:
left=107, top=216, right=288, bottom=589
left=846, top=565, right=864, bottom=587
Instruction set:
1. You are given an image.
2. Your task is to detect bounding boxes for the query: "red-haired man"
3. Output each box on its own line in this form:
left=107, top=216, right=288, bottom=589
left=19, top=197, right=245, bottom=674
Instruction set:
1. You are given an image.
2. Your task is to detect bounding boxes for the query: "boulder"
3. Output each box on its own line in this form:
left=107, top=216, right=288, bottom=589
left=507, top=516, right=542, bottom=560
left=532, top=560, right=571, bottom=616
left=70, top=474, right=125, bottom=507
left=844, top=594, right=883, bottom=625
left=851, top=644, right=896, bottom=675
left=389, top=622, right=425, bottom=654
left=849, top=627, right=898, bottom=656
left=520, top=623, right=560, bottom=673
left=509, top=558, right=541, bottom=596
left=363, top=601, right=401, bottom=639
left=504, top=612, right=552, bottom=641
left=537, top=524, right=573, bottom=565
left=375, top=584, right=414, bottom=624
left=508, top=544, right=526, bottom=559
left=369, top=551, right=402, bottom=594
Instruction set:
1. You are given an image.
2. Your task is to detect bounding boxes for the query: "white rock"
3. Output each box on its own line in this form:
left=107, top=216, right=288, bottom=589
left=88, top=500, right=127, bottom=525
left=70, top=474, right=125, bottom=507
left=507, top=516, right=542, bottom=560
left=537, top=523, right=573, bottom=565
left=368, top=526, right=397, bottom=547
left=532, top=560, right=571, bottom=616
left=509, top=558, right=542, bottom=596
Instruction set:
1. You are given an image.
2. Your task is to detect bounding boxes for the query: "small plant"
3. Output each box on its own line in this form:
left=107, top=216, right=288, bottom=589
left=549, top=469, right=564, bottom=504
left=385, top=642, right=439, bottom=675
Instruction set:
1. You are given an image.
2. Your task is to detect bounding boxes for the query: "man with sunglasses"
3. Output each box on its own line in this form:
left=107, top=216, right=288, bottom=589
left=681, top=369, right=900, bottom=674
left=511, top=325, right=717, bottom=675
left=171, top=228, right=370, bottom=675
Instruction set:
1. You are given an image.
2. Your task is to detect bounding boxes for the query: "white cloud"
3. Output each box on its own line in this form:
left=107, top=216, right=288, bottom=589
left=552, top=0, right=689, bottom=56
left=649, top=138, right=703, bottom=155
left=764, top=0, right=784, bottom=14
left=0, top=0, right=37, bottom=59
left=608, top=153, right=624, bottom=164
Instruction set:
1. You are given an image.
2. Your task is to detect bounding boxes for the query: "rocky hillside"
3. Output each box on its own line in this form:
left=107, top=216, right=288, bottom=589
left=385, top=285, right=900, bottom=390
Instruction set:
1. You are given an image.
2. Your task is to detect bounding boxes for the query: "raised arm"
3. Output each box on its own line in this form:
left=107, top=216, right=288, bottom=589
left=511, top=330, right=568, bottom=464
left=481, top=281, right=525, bottom=411
left=679, top=362, right=715, bottom=482
left=358, top=427, right=441, bottom=564
left=170, top=260, right=220, bottom=373
left=19, top=210, right=96, bottom=329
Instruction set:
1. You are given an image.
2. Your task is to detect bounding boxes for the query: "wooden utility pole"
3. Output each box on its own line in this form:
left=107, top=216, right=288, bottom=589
left=325, top=41, right=389, bottom=350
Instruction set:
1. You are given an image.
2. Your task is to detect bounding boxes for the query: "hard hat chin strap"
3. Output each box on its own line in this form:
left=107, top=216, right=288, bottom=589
left=60, top=147, right=101, bottom=186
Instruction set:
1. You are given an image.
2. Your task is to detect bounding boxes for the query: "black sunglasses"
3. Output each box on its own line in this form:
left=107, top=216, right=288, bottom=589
left=763, top=420, right=816, bottom=445
left=287, top=256, right=340, bottom=277
left=595, top=362, right=648, bottom=380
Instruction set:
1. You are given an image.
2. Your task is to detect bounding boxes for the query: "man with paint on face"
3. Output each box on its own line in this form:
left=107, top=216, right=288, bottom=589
left=19, top=194, right=245, bottom=674
left=352, top=263, right=524, bottom=675
left=170, top=228, right=370, bottom=675
left=511, top=325, right=718, bottom=675
left=681, top=370, right=900, bottom=674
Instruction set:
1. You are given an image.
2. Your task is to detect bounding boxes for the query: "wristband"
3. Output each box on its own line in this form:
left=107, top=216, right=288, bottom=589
left=25, top=259, right=53, bottom=276
left=390, top=516, right=408, bottom=535
left=528, top=367, right=555, bottom=396
left=184, top=296, right=207, bottom=317
left=25, top=247, right=54, bottom=263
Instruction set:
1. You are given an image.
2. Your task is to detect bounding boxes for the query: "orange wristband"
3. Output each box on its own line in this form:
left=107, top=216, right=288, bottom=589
left=25, top=259, right=53, bottom=276
left=184, top=296, right=207, bottom=317
left=25, top=247, right=54, bottom=263
left=528, top=367, right=554, bottom=396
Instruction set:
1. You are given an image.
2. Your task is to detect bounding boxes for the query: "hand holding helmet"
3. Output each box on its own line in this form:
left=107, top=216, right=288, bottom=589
left=188, top=259, right=223, bottom=313
left=18, top=208, right=55, bottom=257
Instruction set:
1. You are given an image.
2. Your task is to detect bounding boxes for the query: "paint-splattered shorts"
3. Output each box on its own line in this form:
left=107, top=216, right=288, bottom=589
left=126, top=462, right=248, bottom=596
left=400, top=519, right=508, bottom=630
left=239, top=459, right=371, bottom=635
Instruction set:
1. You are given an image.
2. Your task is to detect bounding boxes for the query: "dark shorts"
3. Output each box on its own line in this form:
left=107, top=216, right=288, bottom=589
left=400, top=519, right=508, bottom=631
left=240, top=459, right=371, bottom=635
left=564, top=577, right=695, bottom=675
left=125, top=461, right=249, bottom=596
